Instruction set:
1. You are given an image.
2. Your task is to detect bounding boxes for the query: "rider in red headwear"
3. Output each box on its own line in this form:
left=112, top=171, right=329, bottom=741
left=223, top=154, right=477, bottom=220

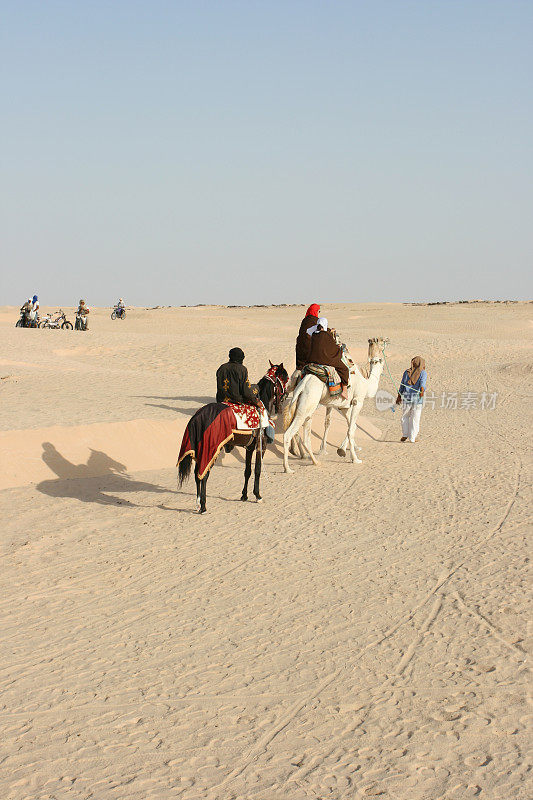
left=296, top=303, right=321, bottom=369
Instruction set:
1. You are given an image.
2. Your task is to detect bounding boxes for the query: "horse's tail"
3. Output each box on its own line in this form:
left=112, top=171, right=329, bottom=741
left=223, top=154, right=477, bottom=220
left=178, top=454, right=193, bottom=487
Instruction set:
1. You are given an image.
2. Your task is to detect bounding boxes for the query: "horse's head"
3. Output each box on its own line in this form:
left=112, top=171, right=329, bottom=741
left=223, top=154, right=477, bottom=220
left=264, top=361, right=289, bottom=413
left=367, top=337, right=390, bottom=364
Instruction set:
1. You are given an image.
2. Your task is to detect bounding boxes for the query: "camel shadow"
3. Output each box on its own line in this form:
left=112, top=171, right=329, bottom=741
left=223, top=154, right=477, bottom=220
left=36, top=443, right=170, bottom=507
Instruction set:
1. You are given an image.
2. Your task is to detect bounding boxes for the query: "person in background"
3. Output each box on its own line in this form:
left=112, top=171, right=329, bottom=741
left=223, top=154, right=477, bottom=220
left=77, top=299, right=90, bottom=330
left=296, top=303, right=320, bottom=370
left=20, top=298, right=32, bottom=326
left=29, top=294, right=39, bottom=324
left=396, top=356, right=427, bottom=442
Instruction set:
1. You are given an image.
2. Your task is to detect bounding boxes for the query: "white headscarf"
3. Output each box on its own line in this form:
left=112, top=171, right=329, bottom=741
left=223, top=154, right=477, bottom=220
left=307, top=316, right=328, bottom=335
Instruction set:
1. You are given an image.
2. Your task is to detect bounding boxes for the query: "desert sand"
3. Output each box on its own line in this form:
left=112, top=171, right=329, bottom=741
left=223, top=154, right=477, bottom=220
left=0, top=302, right=531, bottom=800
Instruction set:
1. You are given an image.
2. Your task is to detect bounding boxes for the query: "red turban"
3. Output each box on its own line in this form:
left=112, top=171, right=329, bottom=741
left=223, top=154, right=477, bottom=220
left=306, top=303, right=320, bottom=317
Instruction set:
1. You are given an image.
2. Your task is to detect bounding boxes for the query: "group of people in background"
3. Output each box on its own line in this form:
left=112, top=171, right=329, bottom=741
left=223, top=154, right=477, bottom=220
left=19, top=295, right=40, bottom=327
left=17, top=297, right=127, bottom=331
left=19, top=295, right=92, bottom=329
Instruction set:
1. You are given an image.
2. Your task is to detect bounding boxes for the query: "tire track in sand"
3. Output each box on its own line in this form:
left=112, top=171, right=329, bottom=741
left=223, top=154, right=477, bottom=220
left=212, top=456, right=523, bottom=793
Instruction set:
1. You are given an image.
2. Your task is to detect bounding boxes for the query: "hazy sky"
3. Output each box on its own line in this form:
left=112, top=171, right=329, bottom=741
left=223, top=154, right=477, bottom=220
left=1, top=0, right=532, bottom=306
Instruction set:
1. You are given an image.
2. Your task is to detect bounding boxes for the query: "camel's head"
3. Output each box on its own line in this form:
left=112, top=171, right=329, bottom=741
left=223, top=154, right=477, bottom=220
left=367, top=337, right=389, bottom=363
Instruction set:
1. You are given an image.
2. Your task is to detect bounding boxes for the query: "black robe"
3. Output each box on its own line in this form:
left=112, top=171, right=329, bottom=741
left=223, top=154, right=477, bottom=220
left=295, top=314, right=318, bottom=369
left=216, top=361, right=259, bottom=405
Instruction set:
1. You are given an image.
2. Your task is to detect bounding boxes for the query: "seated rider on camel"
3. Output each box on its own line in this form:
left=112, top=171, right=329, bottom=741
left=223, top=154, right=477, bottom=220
left=296, top=303, right=320, bottom=370
left=216, top=347, right=261, bottom=407
left=307, top=317, right=350, bottom=399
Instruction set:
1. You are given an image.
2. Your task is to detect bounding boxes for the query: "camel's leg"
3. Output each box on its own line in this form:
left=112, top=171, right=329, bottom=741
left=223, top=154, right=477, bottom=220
left=290, top=432, right=306, bottom=458
left=337, top=402, right=362, bottom=457
left=318, top=406, right=333, bottom=455
left=302, top=417, right=320, bottom=465
left=253, top=447, right=263, bottom=502
left=338, top=434, right=362, bottom=456
left=283, top=410, right=312, bottom=473
left=289, top=434, right=300, bottom=457
left=344, top=404, right=362, bottom=464
left=283, top=379, right=323, bottom=473
left=241, top=445, right=253, bottom=501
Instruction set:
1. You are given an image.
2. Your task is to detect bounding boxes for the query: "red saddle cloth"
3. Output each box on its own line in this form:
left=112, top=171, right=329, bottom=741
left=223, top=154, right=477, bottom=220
left=225, top=401, right=269, bottom=431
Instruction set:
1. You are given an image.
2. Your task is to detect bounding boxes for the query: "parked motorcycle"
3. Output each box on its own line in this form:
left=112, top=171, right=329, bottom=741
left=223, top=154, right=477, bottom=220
left=111, top=306, right=126, bottom=320
left=39, top=310, right=73, bottom=330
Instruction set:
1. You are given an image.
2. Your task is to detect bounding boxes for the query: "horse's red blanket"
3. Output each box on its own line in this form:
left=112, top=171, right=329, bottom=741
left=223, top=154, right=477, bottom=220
left=226, top=401, right=269, bottom=431
left=177, top=402, right=236, bottom=480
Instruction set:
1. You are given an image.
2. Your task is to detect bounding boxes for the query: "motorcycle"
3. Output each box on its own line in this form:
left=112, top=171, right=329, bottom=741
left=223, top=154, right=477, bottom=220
left=111, top=306, right=126, bottom=320
left=75, top=313, right=89, bottom=331
left=39, top=310, right=73, bottom=330
left=15, top=309, right=39, bottom=328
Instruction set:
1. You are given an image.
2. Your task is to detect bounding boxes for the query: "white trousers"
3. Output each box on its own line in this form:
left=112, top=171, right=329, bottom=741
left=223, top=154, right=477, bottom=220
left=401, top=402, right=423, bottom=442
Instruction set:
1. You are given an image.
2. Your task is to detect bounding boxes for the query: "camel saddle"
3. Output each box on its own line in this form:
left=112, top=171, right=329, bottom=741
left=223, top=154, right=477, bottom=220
left=302, top=364, right=342, bottom=397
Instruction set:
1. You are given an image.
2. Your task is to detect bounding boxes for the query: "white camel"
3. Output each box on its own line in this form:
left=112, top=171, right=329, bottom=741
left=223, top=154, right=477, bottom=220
left=283, top=337, right=388, bottom=474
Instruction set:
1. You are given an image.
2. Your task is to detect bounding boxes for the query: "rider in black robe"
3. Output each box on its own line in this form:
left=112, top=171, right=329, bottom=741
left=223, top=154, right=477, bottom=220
left=216, top=348, right=260, bottom=406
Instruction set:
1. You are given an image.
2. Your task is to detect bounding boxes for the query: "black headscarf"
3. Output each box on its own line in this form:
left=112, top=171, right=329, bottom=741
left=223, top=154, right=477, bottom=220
left=229, top=347, right=245, bottom=364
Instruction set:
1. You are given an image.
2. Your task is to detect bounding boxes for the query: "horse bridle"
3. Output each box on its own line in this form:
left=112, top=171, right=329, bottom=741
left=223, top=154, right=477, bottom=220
left=264, top=367, right=288, bottom=414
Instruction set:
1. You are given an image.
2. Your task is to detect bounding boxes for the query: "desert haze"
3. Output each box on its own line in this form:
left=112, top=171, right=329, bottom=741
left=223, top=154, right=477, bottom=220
left=0, top=302, right=531, bottom=800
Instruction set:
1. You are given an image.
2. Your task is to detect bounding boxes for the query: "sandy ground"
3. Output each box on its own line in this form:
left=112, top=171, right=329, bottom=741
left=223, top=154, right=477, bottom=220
left=0, top=302, right=531, bottom=800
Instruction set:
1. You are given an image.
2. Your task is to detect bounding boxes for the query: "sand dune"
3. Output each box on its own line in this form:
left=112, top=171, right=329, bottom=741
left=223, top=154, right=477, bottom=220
left=0, top=302, right=531, bottom=799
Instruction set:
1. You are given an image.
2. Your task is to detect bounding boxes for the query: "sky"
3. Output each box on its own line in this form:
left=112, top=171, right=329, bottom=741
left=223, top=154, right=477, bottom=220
left=1, top=0, right=532, bottom=306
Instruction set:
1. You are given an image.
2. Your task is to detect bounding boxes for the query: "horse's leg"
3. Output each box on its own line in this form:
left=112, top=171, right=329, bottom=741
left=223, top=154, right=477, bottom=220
left=318, top=406, right=332, bottom=455
left=253, top=443, right=263, bottom=502
left=241, top=443, right=253, bottom=501
left=199, top=473, right=208, bottom=513
left=194, top=465, right=202, bottom=511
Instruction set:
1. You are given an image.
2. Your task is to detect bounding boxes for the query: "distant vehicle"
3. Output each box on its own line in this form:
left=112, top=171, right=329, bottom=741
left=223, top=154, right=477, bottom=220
left=15, top=310, right=39, bottom=328
left=111, top=305, right=126, bottom=320
left=75, top=313, right=89, bottom=331
left=39, top=310, right=73, bottom=330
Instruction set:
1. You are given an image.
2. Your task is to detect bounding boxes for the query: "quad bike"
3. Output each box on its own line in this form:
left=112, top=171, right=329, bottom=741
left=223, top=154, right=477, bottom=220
left=39, top=310, right=73, bottom=330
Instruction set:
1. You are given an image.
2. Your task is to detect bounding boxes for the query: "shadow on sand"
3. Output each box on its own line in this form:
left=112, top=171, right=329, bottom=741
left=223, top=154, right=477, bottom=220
left=36, top=442, right=170, bottom=507
left=137, top=395, right=213, bottom=417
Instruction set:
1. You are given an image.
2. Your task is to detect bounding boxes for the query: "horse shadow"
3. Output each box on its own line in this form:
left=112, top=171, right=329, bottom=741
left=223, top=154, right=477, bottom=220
left=36, top=442, right=170, bottom=507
